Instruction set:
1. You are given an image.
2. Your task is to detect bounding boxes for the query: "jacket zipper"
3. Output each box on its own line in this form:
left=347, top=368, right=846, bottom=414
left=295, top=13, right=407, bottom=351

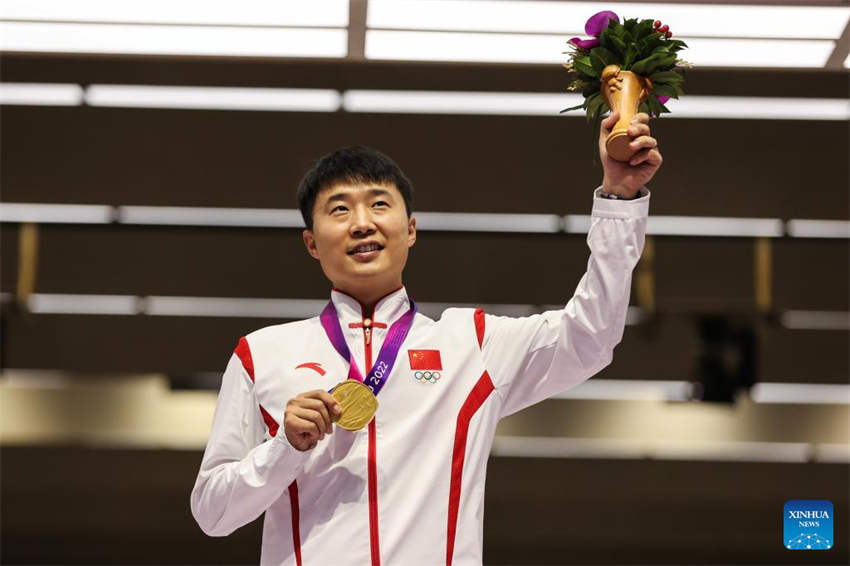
left=362, top=309, right=380, bottom=566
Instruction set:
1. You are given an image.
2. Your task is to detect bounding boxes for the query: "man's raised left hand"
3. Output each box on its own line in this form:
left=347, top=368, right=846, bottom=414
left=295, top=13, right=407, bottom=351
left=599, top=110, right=663, bottom=198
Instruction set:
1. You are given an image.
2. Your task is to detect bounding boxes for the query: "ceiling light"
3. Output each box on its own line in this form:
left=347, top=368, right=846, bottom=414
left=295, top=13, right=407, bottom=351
left=368, top=1, right=849, bottom=40
left=647, top=216, right=784, bottom=237
left=566, top=215, right=784, bottom=237
left=0, top=21, right=347, bottom=58
left=345, top=90, right=848, bottom=120
left=366, top=29, right=836, bottom=68
left=1, top=0, right=349, bottom=27
left=677, top=37, right=835, bottom=68
left=117, top=205, right=305, bottom=227
left=555, top=379, right=692, bottom=401
left=0, top=203, right=113, bottom=224
left=663, top=96, right=849, bottom=121
left=27, top=294, right=139, bottom=315
left=0, top=83, right=83, bottom=106
left=780, top=311, right=849, bottom=331
left=146, top=297, right=327, bottom=319
left=751, top=383, right=850, bottom=405
left=366, top=30, right=568, bottom=64
left=491, top=436, right=832, bottom=463
left=414, top=211, right=560, bottom=232
left=786, top=219, right=850, bottom=238
left=87, top=85, right=341, bottom=112
left=344, top=89, right=578, bottom=115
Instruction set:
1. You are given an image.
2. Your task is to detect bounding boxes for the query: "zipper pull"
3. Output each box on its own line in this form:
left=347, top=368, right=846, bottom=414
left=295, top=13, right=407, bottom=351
left=365, top=327, right=372, bottom=346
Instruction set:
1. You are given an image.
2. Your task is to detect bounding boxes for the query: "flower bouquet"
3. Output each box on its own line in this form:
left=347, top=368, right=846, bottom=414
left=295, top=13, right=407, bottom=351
left=561, top=10, right=690, bottom=162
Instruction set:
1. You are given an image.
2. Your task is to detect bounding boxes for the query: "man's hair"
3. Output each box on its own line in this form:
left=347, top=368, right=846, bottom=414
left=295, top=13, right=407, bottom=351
left=296, top=145, right=414, bottom=230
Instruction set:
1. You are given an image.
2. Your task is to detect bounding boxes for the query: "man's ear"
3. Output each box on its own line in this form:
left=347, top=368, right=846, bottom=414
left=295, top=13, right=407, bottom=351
left=303, top=229, right=320, bottom=260
left=407, top=215, right=417, bottom=248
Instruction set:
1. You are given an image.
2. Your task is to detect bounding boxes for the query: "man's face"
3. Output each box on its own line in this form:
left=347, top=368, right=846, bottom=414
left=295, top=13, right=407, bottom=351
left=303, top=181, right=416, bottom=298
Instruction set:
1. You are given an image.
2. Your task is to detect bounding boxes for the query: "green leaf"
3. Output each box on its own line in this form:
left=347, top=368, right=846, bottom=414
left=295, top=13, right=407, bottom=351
left=633, top=18, right=655, bottom=40
left=582, top=81, right=601, bottom=96
left=649, top=55, right=677, bottom=74
left=589, top=51, right=604, bottom=73
left=585, top=92, right=605, bottom=124
left=650, top=84, right=679, bottom=99
left=646, top=95, right=663, bottom=117
left=598, top=32, right=623, bottom=60
left=590, top=46, right=617, bottom=68
left=623, top=44, right=636, bottom=69
left=559, top=102, right=585, bottom=113
left=590, top=100, right=610, bottom=167
left=646, top=95, right=672, bottom=118
left=649, top=70, right=684, bottom=84
left=639, top=33, right=665, bottom=56
left=610, top=34, right=627, bottom=54
left=632, top=52, right=676, bottom=75
left=574, top=56, right=597, bottom=78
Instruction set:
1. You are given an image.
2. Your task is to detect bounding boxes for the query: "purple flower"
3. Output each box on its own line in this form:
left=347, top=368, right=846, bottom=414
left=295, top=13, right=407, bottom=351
left=655, top=95, right=670, bottom=104
left=585, top=10, right=619, bottom=37
left=568, top=36, right=600, bottom=50
left=568, top=11, right=618, bottom=51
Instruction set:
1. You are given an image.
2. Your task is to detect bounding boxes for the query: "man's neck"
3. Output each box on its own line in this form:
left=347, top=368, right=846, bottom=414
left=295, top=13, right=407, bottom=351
left=334, top=282, right=404, bottom=317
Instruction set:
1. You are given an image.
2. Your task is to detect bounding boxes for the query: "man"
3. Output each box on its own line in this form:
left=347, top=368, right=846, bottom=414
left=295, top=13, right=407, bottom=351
left=191, top=110, right=661, bottom=565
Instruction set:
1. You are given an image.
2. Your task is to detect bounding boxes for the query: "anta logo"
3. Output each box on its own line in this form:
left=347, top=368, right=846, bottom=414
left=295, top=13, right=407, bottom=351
left=408, top=349, right=443, bottom=384
left=295, top=362, right=326, bottom=376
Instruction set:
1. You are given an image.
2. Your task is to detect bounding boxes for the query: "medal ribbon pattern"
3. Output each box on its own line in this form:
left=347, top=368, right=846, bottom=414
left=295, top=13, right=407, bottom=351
left=320, top=299, right=417, bottom=396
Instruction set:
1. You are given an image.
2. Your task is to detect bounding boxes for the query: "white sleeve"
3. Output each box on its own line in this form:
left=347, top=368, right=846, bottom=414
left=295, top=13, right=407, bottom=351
left=482, top=186, right=650, bottom=417
left=190, top=353, right=309, bottom=536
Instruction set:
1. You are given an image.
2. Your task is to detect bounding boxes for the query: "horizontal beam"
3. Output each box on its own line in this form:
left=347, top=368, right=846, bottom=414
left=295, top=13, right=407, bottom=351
left=3, top=203, right=848, bottom=237
left=1, top=54, right=847, bottom=98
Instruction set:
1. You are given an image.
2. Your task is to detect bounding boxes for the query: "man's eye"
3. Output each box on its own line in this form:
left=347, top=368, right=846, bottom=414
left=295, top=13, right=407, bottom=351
left=332, top=205, right=348, bottom=213
left=373, top=201, right=388, bottom=207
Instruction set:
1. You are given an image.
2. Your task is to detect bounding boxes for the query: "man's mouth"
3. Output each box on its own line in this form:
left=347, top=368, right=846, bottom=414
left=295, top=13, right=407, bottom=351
left=347, top=242, right=384, bottom=255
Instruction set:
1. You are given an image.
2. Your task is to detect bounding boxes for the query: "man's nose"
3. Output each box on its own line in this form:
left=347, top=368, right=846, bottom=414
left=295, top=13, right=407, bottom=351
left=349, top=206, right=376, bottom=236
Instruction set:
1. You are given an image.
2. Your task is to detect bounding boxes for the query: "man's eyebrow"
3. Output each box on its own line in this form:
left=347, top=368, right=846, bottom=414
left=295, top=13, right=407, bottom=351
left=324, top=191, right=349, bottom=203
left=324, top=187, right=394, bottom=203
left=367, top=187, right=394, bottom=198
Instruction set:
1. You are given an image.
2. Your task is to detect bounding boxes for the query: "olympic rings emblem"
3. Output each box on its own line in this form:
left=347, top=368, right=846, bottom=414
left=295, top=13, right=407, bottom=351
left=414, top=370, right=441, bottom=383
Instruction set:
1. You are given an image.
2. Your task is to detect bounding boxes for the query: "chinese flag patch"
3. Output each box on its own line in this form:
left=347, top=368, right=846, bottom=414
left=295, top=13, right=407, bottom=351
left=408, top=349, right=442, bottom=370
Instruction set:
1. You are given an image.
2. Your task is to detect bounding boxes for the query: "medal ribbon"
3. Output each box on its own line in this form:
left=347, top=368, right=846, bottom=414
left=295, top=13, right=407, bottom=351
left=320, top=298, right=417, bottom=396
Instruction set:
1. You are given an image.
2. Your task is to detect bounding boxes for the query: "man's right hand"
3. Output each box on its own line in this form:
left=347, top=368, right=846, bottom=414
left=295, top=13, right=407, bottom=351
left=283, top=390, right=343, bottom=451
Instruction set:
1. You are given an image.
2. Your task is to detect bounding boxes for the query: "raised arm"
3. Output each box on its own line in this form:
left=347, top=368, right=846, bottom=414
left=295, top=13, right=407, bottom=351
left=481, top=110, right=659, bottom=416
left=481, top=190, right=649, bottom=416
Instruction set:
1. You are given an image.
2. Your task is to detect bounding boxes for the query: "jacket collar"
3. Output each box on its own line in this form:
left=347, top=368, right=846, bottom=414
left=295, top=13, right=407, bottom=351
left=330, top=285, right=410, bottom=326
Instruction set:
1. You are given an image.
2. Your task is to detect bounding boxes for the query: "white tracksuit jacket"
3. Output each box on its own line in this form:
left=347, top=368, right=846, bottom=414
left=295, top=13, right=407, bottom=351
left=191, top=187, right=650, bottom=566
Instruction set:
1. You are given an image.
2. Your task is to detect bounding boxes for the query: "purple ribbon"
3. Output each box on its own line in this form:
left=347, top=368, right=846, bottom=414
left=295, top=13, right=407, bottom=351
left=320, top=299, right=417, bottom=396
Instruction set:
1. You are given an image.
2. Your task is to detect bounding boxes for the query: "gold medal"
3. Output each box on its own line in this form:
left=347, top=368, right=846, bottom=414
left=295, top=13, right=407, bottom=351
left=330, top=380, right=378, bottom=431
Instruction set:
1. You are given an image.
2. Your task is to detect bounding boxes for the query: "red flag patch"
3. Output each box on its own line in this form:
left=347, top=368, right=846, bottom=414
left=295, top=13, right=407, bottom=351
left=408, top=349, right=442, bottom=370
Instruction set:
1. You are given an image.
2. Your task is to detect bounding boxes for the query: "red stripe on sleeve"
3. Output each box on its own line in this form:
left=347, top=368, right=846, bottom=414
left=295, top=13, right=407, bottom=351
left=288, top=480, right=303, bottom=566
left=446, top=371, right=495, bottom=566
left=234, top=336, right=255, bottom=382
left=258, top=405, right=279, bottom=437
left=473, top=308, right=485, bottom=348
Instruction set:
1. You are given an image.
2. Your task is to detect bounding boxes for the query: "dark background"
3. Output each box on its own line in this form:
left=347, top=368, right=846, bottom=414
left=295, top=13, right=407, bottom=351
left=1, top=22, right=848, bottom=566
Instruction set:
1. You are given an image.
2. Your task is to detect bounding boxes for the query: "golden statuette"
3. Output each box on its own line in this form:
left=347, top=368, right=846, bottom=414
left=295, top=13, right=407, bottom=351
left=330, top=380, right=378, bottom=431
